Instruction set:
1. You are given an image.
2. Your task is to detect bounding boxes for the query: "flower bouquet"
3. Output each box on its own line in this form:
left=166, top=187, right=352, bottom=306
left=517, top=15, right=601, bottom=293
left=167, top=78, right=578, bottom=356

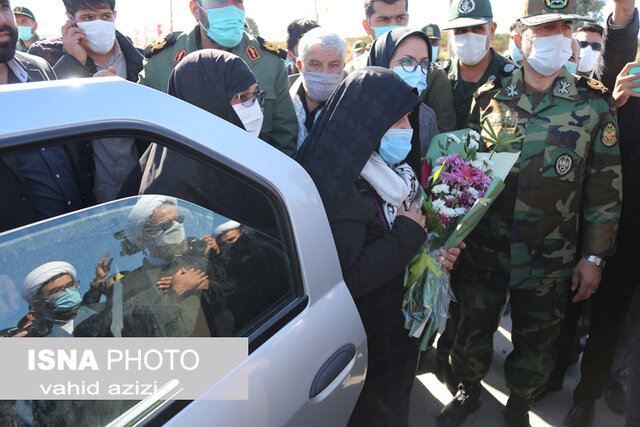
left=402, top=127, right=521, bottom=351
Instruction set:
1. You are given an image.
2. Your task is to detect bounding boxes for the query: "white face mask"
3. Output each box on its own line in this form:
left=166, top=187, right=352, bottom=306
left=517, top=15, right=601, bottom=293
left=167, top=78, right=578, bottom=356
left=524, top=34, right=573, bottom=77
left=577, top=45, right=600, bottom=73
left=232, top=101, right=264, bottom=137
left=153, top=221, right=188, bottom=259
left=301, top=68, right=343, bottom=102
left=76, top=19, right=116, bottom=55
left=452, top=32, right=489, bottom=66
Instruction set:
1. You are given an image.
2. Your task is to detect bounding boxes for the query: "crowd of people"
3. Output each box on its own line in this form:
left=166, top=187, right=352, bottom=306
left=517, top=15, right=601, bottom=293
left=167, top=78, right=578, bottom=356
left=0, top=0, right=639, bottom=426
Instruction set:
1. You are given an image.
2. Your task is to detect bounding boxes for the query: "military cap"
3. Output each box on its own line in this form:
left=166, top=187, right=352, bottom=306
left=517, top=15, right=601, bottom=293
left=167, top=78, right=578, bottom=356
left=13, top=6, right=35, bottom=21
left=353, top=40, right=366, bottom=53
left=519, top=0, right=595, bottom=26
left=443, top=0, right=493, bottom=30
left=421, top=24, right=442, bottom=40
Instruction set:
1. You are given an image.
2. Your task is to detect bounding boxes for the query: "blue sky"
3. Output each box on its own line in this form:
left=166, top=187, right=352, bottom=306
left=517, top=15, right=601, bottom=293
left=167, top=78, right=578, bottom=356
left=13, top=0, right=633, bottom=46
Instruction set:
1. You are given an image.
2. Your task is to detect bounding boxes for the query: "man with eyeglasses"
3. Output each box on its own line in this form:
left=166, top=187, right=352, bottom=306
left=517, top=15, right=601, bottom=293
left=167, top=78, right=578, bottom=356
left=138, top=0, right=298, bottom=158
left=290, top=28, right=345, bottom=150
left=441, top=0, right=518, bottom=130
left=574, top=24, right=603, bottom=75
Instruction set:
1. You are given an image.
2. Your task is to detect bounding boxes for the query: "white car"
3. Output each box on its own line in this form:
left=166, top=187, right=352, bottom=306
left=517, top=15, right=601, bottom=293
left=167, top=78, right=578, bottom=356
left=0, top=78, right=367, bottom=426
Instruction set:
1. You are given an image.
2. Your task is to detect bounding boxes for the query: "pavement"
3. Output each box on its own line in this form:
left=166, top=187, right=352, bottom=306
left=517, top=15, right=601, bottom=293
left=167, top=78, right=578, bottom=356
left=409, top=313, right=627, bottom=427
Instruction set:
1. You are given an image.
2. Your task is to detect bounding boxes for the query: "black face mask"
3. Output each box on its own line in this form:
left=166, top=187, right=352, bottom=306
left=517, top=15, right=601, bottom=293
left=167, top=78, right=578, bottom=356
left=0, top=25, right=18, bottom=63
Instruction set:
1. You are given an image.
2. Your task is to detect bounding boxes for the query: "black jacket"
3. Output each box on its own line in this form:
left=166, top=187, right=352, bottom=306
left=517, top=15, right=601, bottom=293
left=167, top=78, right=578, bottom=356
left=595, top=9, right=640, bottom=262
left=28, top=31, right=143, bottom=82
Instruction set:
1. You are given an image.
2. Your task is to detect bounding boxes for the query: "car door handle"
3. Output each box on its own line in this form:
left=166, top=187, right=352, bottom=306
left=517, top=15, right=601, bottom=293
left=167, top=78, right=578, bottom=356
left=309, top=344, right=356, bottom=398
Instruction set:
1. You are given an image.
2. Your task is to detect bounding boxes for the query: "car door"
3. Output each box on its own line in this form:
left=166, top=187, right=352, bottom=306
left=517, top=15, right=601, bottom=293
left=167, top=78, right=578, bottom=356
left=0, top=78, right=367, bottom=426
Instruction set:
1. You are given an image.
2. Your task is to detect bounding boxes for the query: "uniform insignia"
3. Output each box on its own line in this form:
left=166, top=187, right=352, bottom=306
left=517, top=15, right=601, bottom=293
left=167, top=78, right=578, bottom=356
left=555, top=154, right=573, bottom=176
left=506, top=84, right=519, bottom=98
left=545, top=0, right=568, bottom=9
left=602, top=122, right=618, bottom=147
left=587, top=78, right=607, bottom=94
left=504, top=63, right=515, bottom=74
left=174, top=49, right=187, bottom=63
left=557, top=81, right=572, bottom=95
left=457, top=0, right=476, bottom=14
left=256, top=36, right=287, bottom=60
left=143, top=33, right=178, bottom=59
left=426, top=27, right=435, bottom=37
left=246, top=45, right=260, bottom=61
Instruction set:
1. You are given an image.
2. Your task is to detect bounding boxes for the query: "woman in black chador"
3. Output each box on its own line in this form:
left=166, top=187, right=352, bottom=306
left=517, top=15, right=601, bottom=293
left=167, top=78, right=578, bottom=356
left=295, top=67, right=461, bottom=426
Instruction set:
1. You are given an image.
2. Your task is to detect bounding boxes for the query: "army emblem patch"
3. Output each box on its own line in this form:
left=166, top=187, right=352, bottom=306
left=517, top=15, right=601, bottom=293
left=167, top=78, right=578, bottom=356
left=506, top=84, right=519, bottom=98
left=426, top=27, right=435, bottom=37
left=602, top=122, right=618, bottom=147
left=557, top=81, right=572, bottom=95
left=504, top=63, right=515, bottom=74
left=545, top=0, right=568, bottom=9
left=247, top=45, right=260, bottom=61
left=173, top=49, right=187, bottom=63
left=555, top=154, right=573, bottom=176
left=457, top=0, right=476, bottom=14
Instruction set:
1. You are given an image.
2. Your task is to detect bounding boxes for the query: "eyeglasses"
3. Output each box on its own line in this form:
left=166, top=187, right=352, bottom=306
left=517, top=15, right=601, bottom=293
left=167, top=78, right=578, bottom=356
left=145, top=215, right=185, bottom=234
left=43, top=281, right=79, bottom=299
left=391, top=57, right=431, bottom=75
left=579, top=41, right=601, bottom=51
left=232, top=89, right=266, bottom=107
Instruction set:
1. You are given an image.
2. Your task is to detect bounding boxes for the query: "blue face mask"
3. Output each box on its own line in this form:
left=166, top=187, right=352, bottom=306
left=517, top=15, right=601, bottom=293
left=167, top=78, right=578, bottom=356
left=379, top=128, right=413, bottom=165
left=432, top=46, right=439, bottom=61
left=18, top=26, right=34, bottom=41
left=49, top=287, right=82, bottom=312
left=200, top=5, right=245, bottom=48
left=393, top=66, right=427, bottom=95
left=509, top=39, right=524, bottom=62
left=373, top=25, right=405, bottom=40
left=564, top=61, right=578, bottom=74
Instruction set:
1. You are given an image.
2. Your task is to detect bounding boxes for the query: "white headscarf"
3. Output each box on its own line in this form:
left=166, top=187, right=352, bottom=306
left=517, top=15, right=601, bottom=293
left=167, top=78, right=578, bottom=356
left=21, top=261, right=77, bottom=303
left=213, top=221, right=241, bottom=238
left=125, top=195, right=178, bottom=247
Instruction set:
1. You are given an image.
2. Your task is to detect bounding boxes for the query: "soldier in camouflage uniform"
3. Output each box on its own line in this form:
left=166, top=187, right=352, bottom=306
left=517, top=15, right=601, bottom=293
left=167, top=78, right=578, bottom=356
left=138, top=0, right=298, bottom=157
left=437, top=1, right=622, bottom=427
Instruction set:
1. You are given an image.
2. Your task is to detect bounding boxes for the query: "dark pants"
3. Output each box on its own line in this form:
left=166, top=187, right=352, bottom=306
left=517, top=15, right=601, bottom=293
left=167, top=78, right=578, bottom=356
left=627, top=316, right=640, bottom=427
left=550, top=259, right=636, bottom=406
left=450, top=261, right=569, bottom=401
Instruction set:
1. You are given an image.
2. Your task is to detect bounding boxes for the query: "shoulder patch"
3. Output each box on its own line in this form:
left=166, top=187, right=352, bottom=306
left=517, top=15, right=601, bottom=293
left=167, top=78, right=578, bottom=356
left=143, top=32, right=178, bottom=59
left=256, top=36, right=287, bottom=60
left=601, top=122, right=618, bottom=147
left=474, top=79, right=496, bottom=99
left=576, top=75, right=611, bottom=98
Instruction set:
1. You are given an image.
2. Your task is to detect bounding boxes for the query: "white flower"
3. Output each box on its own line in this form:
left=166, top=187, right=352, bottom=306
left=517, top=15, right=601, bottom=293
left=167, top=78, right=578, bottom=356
left=470, top=159, right=484, bottom=170
left=451, top=189, right=462, bottom=198
left=468, top=139, right=479, bottom=150
left=432, top=199, right=446, bottom=213
left=432, top=183, right=450, bottom=195
left=447, top=133, right=462, bottom=144
left=469, top=130, right=481, bottom=141
left=440, top=207, right=457, bottom=218
left=467, top=187, right=479, bottom=198
left=454, top=207, right=467, bottom=216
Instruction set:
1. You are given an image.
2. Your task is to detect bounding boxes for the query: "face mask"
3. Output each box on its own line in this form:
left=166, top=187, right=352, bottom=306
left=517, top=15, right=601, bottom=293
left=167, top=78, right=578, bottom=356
left=393, top=66, right=427, bottom=95
left=508, top=38, right=523, bottom=62
left=301, top=68, right=343, bottom=102
left=153, top=221, right=188, bottom=258
left=577, top=46, right=600, bottom=73
left=431, top=46, right=439, bottom=61
left=564, top=61, right=578, bottom=75
left=200, top=4, right=245, bottom=48
left=49, top=287, right=82, bottom=312
left=452, top=32, right=489, bottom=66
left=76, top=20, right=116, bottom=54
left=524, top=34, right=573, bottom=77
left=373, top=25, right=405, bottom=40
left=232, top=101, right=264, bottom=136
left=18, top=26, right=33, bottom=41
left=379, top=128, right=413, bottom=165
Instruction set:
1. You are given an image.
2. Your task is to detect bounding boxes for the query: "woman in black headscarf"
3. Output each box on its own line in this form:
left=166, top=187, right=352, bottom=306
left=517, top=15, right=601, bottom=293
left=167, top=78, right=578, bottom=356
left=295, top=67, right=461, bottom=426
left=369, top=27, right=441, bottom=156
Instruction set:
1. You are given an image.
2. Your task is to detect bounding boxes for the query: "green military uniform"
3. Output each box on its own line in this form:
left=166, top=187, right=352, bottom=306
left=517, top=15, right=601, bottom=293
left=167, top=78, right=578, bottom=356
left=442, top=48, right=518, bottom=130
left=138, top=27, right=298, bottom=157
left=449, top=67, right=622, bottom=400
left=16, top=34, right=40, bottom=53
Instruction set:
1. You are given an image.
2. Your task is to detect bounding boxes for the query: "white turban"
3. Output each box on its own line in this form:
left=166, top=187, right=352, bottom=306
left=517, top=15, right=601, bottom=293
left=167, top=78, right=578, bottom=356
left=213, top=221, right=241, bottom=238
left=21, top=261, right=77, bottom=303
left=125, top=195, right=178, bottom=247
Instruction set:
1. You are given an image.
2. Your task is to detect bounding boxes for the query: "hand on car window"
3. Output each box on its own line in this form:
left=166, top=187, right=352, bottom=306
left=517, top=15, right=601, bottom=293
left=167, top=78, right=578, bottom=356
left=94, top=253, right=113, bottom=283
left=158, top=268, right=209, bottom=295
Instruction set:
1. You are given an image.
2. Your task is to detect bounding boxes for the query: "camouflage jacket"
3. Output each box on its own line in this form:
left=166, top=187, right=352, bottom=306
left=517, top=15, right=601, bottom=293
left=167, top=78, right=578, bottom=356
left=466, top=67, right=622, bottom=286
